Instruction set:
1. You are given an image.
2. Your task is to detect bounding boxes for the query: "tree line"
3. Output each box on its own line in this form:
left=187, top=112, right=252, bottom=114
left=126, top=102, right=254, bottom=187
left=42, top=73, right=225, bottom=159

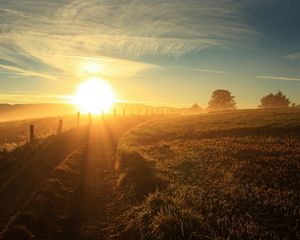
left=191, top=89, right=299, bottom=111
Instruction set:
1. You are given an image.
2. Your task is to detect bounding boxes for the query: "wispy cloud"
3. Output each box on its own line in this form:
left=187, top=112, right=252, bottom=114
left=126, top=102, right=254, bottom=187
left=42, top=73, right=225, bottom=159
left=169, top=66, right=227, bottom=74
left=0, top=63, right=62, bottom=81
left=4, top=0, right=257, bottom=56
left=0, top=0, right=257, bottom=82
left=0, top=41, right=69, bottom=81
left=283, top=52, right=300, bottom=60
left=256, top=75, right=300, bottom=81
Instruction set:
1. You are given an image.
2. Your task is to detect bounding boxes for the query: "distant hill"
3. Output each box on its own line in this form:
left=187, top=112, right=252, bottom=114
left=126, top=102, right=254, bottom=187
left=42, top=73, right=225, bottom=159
left=0, top=104, right=77, bottom=122
left=0, top=103, right=178, bottom=122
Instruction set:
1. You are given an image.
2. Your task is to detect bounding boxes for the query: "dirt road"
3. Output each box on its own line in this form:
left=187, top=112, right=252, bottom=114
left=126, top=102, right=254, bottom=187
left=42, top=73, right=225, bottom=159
left=0, top=117, right=149, bottom=239
left=74, top=123, right=118, bottom=239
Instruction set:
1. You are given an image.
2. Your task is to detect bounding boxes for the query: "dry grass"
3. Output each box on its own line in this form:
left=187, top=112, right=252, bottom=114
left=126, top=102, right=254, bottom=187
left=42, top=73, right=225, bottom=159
left=2, top=144, right=87, bottom=239
left=116, top=109, right=300, bottom=239
left=0, top=115, right=81, bottom=152
left=116, top=151, right=165, bottom=202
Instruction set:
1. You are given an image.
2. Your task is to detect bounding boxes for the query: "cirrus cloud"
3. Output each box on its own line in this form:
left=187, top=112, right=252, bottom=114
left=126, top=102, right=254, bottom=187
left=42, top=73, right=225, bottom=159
left=283, top=52, right=300, bottom=60
left=256, top=75, right=300, bottom=82
left=0, top=0, right=258, bottom=82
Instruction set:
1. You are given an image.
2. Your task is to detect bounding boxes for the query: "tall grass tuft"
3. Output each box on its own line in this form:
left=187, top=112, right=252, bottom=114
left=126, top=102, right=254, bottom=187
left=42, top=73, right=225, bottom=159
left=120, top=191, right=205, bottom=240
left=116, top=151, right=165, bottom=202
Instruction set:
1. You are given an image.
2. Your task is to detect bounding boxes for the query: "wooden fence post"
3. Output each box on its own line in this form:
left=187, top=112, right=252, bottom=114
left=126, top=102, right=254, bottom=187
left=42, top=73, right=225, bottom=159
left=58, top=119, right=63, bottom=135
left=29, top=125, right=34, bottom=143
left=113, top=108, right=116, bottom=116
left=123, top=108, right=126, bottom=116
left=77, top=112, right=80, bottom=128
left=89, top=113, right=92, bottom=125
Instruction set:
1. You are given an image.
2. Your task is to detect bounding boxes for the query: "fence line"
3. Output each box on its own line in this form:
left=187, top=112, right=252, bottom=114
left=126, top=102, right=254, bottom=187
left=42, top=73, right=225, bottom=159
left=26, top=109, right=179, bottom=144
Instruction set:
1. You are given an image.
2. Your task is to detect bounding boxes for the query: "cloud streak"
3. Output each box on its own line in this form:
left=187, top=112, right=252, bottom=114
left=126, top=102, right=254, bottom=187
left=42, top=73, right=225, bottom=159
left=0, top=63, right=62, bottom=81
left=256, top=75, right=300, bottom=81
left=0, top=0, right=257, bottom=83
left=283, top=52, right=300, bottom=60
left=0, top=0, right=257, bottom=74
left=169, top=66, right=227, bottom=74
left=3, top=0, right=257, bottom=56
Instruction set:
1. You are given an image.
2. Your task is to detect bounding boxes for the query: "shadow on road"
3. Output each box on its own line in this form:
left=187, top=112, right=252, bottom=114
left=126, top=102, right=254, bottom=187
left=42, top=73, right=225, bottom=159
left=0, top=128, right=88, bottom=232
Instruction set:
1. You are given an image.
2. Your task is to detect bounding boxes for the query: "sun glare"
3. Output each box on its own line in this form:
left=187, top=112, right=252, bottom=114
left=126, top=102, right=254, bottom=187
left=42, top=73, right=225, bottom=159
left=73, top=78, right=115, bottom=114
left=84, top=62, right=103, bottom=74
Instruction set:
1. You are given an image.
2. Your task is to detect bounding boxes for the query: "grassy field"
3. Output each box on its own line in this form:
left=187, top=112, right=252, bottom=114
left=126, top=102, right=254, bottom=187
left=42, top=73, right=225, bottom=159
left=0, top=110, right=299, bottom=239
left=0, top=116, right=154, bottom=239
left=116, top=109, right=300, bottom=240
left=2, top=144, right=87, bottom=240
left=0, top=115, right=83, bottom=152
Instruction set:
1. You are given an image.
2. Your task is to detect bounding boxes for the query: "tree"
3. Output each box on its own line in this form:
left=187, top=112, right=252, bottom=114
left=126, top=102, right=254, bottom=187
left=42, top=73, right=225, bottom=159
left=190, top=103, right=201, bottom=111
left=208, top=89, right=236, bottom=111
left=259, top=91, right=290, bottom=109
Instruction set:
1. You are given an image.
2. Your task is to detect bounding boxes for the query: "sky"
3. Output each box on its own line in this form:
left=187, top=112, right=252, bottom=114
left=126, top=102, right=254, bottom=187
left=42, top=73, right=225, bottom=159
left=0, top=0, right=300, bottom=108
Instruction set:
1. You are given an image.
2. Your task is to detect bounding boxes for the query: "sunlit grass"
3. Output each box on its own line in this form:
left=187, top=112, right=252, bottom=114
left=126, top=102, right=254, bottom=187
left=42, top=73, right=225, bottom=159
left=116, top=109, right=300, bottom=239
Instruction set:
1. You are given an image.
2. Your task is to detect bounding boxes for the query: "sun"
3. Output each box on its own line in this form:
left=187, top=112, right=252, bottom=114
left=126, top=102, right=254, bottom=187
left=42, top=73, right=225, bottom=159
left=72, top=78, right=116, bottom=114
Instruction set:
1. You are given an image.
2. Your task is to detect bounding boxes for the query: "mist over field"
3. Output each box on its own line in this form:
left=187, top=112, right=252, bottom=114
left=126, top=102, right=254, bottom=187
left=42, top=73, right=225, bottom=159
left=0, top=104, right=76, bottom=122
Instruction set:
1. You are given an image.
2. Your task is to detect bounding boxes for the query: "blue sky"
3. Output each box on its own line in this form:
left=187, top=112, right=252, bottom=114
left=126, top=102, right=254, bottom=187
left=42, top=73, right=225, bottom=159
left=0, top=0, right=299, bottom=108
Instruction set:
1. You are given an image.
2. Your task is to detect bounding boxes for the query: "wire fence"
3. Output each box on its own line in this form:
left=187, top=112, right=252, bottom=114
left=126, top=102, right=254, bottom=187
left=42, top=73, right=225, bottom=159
left=0, top=108, right=183, bottom=151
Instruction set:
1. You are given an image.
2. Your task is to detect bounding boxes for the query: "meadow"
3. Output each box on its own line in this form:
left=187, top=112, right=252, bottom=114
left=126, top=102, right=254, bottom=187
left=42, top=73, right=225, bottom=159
left=0, top=115, right=83, bottom=152
left=116, top=109, right=300, bottom=240
left=0, top=115, right=152, bottom=239
left=0, top=110, right=299, bottom=239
